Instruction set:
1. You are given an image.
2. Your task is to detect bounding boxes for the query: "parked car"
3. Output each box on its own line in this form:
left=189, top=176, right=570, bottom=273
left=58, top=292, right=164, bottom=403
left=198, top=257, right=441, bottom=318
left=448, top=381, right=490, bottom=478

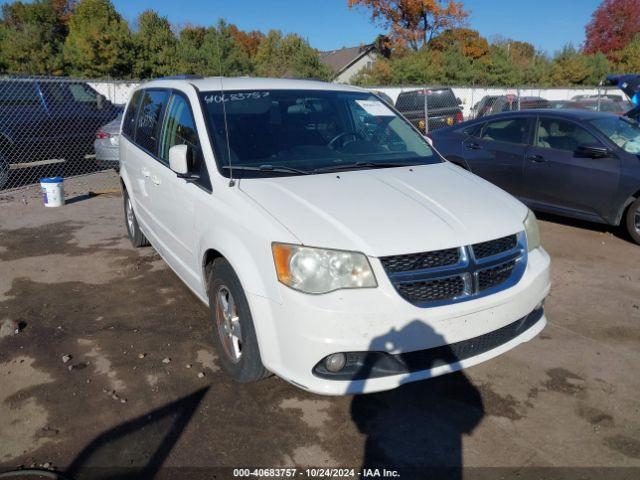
left=577, top=99, right=630, bottom=115
left=429, top=109, right=640, bottom=243
left=119, top=77, right=550, bottom=395
left=0, top=78, right=122, bottom=188
left=470, top=95, right=501, bottom=119
left=572, top=93, right=625, bottom=102
left=472, top=95, right=550, bottom=119
left=94, top=113, right=122, bottom=170
left=548, top=100, right=586, bottom=110
left=395, top=87, right=464, bottom=132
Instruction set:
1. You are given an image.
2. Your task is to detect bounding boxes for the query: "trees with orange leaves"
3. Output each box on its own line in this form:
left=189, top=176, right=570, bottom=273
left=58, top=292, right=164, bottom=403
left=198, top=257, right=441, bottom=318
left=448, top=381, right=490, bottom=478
left=348, top=0, right=468, bottom=50
left=583, top=0, right=640, bottom=56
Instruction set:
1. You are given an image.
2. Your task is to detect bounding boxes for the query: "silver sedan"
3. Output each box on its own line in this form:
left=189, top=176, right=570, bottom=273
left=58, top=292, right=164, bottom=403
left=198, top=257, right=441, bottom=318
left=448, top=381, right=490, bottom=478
left=94, top=113, right=122, bottom=170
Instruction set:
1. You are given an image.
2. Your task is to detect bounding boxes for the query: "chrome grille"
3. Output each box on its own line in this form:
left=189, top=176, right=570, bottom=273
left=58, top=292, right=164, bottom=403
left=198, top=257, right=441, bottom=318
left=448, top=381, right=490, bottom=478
left=381, top=233, right=526, bottom=307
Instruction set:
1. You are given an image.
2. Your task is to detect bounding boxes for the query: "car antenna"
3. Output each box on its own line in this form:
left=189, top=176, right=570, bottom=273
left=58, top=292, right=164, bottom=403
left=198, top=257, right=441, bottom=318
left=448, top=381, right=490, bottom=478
left=215, top=32, right=235, bottom=187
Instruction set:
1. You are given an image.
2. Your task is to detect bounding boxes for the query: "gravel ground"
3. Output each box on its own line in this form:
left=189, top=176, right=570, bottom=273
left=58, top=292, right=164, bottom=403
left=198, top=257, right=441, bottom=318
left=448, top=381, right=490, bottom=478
left=0, top=171, right=639, bottom=479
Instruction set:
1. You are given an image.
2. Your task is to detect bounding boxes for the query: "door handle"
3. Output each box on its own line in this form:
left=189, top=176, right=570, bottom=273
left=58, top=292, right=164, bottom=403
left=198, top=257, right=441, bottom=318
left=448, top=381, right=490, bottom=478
left=151, top=175, right=161, bottom=186
left=466, top=142, right=482, bottom=150
left=527, top=154, right=546, bottom=163
left=141, top=168, right=150, bottom=178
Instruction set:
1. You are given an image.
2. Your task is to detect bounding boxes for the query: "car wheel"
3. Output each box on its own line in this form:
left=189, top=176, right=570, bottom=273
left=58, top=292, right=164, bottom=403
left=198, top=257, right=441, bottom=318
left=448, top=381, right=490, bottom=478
left=123, top=188, right=149, bottom=247
left=207, top=258, right=270, bottom=383
left=625, top=197, right=640, bottom=245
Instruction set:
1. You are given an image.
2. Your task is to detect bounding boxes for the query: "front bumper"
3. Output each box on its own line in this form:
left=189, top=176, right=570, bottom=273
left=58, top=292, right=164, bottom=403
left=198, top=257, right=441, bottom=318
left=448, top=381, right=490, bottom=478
left=247, top=247, right=550, bottom=395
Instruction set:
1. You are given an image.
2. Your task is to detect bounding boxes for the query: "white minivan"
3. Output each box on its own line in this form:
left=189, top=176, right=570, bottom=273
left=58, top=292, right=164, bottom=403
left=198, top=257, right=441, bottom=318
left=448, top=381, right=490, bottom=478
left=119, top=77, right=550, bottom=395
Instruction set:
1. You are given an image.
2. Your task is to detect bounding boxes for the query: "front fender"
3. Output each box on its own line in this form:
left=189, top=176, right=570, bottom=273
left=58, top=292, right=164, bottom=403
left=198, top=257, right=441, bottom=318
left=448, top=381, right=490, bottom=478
left=196, top=227, right=287, bottom=306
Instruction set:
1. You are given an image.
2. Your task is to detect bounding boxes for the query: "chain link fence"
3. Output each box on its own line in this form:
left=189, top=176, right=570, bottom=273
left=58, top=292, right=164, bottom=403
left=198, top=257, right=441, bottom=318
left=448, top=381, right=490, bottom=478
left=0, top=75, right=632, bottom=194
left=0, top=75, right=139, bottom=193
left=376, top=85, right=632, bottom=133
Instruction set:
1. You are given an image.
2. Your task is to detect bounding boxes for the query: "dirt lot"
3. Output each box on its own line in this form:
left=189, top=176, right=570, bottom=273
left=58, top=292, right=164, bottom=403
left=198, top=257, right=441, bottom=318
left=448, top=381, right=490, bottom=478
left=1, top=172, right=639, bottom=479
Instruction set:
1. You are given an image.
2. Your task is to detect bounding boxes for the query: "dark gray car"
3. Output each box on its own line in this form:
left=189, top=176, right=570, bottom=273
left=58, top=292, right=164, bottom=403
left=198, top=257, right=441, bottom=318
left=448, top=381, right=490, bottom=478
left=429, top=109, right=640, bottom=244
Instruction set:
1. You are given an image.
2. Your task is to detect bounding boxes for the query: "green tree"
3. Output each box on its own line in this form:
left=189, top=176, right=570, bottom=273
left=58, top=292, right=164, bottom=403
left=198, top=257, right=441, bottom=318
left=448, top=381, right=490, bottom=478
left=63, top=0, right=133, bottom=77
left=174, top=25, right=207, bottom=74
left=196, top=20, right=253, bottom=76
left=133, top=10, right=177, bottom=78
left=550, top=44, right=593, bottom=85
left=613, top=36, right=640, bottom=73
left=254, top=30, right=331, bottom=80
left=0, top=0, right=71, bottom=74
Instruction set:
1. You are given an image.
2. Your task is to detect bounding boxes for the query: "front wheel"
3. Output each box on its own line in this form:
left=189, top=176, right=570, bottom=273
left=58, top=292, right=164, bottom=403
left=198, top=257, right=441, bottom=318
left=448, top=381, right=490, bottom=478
left=207, top=258, right=270, bottom=383
left=625, top=197, right=640, bottom=245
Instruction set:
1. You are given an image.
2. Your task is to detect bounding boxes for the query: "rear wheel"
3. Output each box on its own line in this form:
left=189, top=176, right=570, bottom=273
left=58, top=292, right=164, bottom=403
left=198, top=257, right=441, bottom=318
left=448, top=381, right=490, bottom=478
left=207, top=258, right=270, bottom=383
left=625, top=197, right=640, bottom=245
left=123, top=188, right=149, bottom=247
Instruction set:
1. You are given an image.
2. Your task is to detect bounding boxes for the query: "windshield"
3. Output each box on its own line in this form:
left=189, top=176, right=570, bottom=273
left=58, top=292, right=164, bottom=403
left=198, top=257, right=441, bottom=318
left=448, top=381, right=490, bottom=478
left=590, top=116, right=640, bottom=154
left=199, top=89, right=440, bottom=178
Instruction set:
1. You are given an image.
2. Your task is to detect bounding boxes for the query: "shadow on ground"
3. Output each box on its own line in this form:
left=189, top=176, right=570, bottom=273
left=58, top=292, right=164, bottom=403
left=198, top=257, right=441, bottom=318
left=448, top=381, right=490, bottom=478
left=350, top=321, right=485, bottom=479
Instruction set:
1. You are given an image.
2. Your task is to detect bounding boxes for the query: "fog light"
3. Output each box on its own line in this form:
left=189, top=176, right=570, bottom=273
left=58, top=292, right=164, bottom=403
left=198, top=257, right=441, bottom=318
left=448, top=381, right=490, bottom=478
left=324, top=353, right=346, bottom=372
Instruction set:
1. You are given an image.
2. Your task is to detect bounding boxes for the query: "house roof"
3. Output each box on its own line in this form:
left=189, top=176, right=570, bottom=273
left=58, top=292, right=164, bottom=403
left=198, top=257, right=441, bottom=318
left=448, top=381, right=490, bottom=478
left=320, top=44, right=376, bottom=75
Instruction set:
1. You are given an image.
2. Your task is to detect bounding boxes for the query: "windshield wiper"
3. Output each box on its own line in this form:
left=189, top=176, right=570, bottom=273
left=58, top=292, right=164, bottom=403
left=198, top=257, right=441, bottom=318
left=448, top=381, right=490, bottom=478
left=221, top=165, right=311, bottom=175
left=313, top=161, right=421, bottom=173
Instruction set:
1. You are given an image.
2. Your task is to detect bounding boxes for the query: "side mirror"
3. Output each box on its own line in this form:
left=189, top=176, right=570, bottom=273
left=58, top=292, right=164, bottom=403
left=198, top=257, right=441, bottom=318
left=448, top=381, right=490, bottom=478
left=457, top=97, right=463, bottom=105
left=169, top=144, right=189, bottom=174
left=575, top=143, right=612, bottom=159
left=424, top=135, right=433, bottom=146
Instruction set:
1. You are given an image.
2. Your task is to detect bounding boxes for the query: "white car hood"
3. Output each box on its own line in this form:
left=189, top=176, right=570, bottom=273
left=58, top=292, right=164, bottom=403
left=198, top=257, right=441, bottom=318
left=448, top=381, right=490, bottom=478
left=239, top=163, right=528, bottom=257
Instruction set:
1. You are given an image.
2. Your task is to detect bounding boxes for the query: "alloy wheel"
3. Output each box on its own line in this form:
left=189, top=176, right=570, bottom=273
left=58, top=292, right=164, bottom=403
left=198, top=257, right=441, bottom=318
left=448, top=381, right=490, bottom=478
left=215, top=285, right=243, bottom=363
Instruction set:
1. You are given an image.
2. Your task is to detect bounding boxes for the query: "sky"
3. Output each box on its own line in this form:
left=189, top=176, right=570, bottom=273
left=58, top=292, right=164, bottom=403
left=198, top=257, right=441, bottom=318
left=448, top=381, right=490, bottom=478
left=2, top=0, right=603, bottom=55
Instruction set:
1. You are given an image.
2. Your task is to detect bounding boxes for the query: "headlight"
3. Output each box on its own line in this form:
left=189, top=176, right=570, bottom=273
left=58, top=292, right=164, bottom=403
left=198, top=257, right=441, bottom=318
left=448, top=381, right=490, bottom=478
left=272, top=243, right=377, bottom=294
left=524, top=209, right=541, bottom=252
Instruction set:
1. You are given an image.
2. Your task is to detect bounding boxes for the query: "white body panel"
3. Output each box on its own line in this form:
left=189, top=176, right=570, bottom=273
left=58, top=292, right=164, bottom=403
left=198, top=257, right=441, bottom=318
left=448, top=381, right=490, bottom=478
left=120, top=77, right=551, bottom=395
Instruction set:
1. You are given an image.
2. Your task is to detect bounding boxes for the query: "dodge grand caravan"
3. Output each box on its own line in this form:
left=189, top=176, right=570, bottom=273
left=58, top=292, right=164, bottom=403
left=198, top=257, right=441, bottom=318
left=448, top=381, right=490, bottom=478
left=119, top=77, right=550, bottom=395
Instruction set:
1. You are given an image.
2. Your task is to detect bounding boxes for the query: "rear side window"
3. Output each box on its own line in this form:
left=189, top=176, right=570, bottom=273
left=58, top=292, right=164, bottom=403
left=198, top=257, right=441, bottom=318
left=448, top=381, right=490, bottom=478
left=134, top=89, right=169, bottom=155
left=122, top=90, right=142, bottom=138
left=0, top=80, right=40, bottom=105
left=480, top=118, right=530, bottom=144
left=396, top=89, right=458, bottom=111
left=536, top=117, right=599, bottom=152
left=68, top=83, right=98, bottom=103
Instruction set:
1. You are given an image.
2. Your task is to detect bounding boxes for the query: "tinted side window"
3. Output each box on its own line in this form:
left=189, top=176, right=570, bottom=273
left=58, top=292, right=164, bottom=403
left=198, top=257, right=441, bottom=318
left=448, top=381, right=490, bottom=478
left=68, top=83, right=98, bottom=103
left=536, top=118, right=599, bottom=152
left=122, top=90, right=141, bottom=138
left=159, top=94, right=198, bottom=160
left=480, top=118, right=529, bottom=144
left=159, top=93, right=211, bottom=191
left=135, top=89, right=169, bottom=155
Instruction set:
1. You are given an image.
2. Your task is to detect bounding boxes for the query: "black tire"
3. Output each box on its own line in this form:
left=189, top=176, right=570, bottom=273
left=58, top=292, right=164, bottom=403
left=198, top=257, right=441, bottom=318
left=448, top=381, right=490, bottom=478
left=123, top=187, right=149, bottom=247
left=207, top=258, right=270, bottom=383
left=625, top=197, right=640, bottom=245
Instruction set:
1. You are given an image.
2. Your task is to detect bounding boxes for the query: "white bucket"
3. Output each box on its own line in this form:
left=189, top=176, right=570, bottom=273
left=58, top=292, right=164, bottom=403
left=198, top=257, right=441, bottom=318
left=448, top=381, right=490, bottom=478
left=40, top=177, right=65, bottom=207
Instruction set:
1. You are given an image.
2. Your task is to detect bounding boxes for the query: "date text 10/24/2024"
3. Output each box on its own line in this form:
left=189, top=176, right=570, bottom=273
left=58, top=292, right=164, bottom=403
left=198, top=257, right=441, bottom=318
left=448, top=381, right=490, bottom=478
left=232, top=468, right=401, bottom=478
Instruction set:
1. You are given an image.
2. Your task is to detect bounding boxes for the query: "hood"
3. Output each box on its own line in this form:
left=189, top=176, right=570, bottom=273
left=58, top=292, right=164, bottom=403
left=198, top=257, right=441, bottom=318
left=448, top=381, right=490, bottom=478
left=239, top=163, right=528, bottom=257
